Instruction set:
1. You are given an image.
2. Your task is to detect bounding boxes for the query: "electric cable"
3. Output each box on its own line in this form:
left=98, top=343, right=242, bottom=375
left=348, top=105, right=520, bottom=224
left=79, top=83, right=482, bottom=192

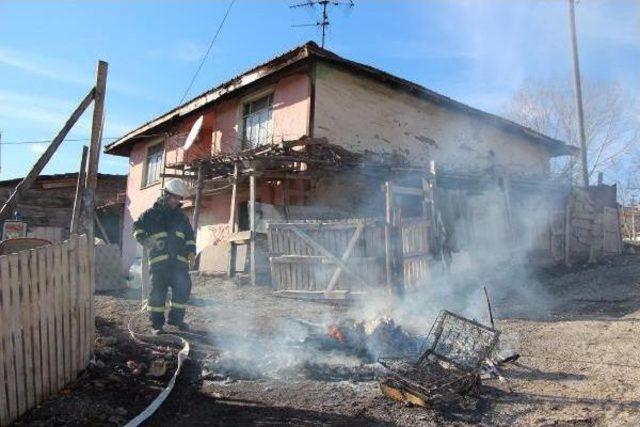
left=178, top=0, right=236, bottom=105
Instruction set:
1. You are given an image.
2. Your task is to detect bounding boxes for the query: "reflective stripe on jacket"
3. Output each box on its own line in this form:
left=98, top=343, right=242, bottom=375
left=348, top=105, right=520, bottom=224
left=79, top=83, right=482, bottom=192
left=132, top=197, right=196, bottom=268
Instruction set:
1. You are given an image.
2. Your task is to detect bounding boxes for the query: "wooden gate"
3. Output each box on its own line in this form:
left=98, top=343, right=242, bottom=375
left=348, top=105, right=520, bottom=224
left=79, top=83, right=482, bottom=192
left=401, top=218, right=430, bottom=288
left=267, top=216, right=432, bottom=297
left=268, top=219, right=386, bottom=297
left=0, top=235, right=94, bottom=425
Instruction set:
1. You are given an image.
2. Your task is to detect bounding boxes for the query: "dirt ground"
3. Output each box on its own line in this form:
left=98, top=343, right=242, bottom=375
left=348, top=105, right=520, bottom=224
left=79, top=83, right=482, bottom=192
left=13, top=253, right=640, bottom=427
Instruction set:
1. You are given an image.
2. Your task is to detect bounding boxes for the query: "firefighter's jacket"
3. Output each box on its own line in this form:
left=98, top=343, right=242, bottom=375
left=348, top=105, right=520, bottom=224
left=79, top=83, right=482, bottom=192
left=133, top=198, right=196, bottom=270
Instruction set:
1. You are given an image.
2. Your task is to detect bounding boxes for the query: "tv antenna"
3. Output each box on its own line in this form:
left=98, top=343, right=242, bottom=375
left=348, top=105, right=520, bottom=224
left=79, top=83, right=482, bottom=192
left=290, top=0, right=354, bottom=48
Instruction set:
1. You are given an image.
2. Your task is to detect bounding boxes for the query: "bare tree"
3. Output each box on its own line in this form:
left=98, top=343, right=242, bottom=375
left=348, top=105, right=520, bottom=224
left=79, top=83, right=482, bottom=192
left=505, top=79, right=639, bottom=186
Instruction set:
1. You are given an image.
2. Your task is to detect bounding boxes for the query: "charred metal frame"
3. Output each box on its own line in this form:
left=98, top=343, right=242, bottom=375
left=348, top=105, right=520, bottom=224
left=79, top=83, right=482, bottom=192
left=379, top=310, right=500, bottom=405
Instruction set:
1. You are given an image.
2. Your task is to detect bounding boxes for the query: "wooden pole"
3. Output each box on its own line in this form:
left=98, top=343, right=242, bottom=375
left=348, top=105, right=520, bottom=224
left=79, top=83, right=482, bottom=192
left=0, top=89, right=95, bottom=220
left=384, top=181, right=393, bottom=294
left=70, top=146, right=89, bottom=235
left=81, top=60, right=107, bottom=245
left=82, top=60, right=107, bottom=356
left=192, top=163, right=204, bottom=235
left=568, top=0, right=590, bottom=188
left=249, top=173, right=256, bottom=286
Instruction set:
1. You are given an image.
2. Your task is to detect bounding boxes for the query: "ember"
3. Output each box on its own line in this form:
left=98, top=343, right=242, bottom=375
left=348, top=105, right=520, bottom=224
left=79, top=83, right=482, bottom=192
left=327, top=324, right=345, bottom=344
left=303, top=317, right=417, bottom=360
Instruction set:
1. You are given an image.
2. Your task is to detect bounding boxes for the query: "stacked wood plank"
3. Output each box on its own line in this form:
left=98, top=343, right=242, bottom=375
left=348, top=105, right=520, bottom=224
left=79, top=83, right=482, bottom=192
left=0, top=235, right=94, bottom=425
left=0, top=173, right=125, bottom=244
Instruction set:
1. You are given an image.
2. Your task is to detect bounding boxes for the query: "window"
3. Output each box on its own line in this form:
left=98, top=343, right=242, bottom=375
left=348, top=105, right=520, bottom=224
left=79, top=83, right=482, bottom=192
left=142, top=143, right=164, bottom=187
left=242, top=93, right=273, bottom=148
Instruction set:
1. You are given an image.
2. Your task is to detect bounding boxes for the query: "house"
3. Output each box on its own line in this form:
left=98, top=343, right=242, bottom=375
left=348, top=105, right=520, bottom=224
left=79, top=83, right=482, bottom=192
left=104, top=41, right=578, bottom=272
left=0, top=173, right=126, bottom=245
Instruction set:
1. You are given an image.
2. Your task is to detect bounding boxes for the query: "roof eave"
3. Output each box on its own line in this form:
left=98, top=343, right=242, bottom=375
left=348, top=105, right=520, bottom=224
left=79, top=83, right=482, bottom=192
left=104, top=44, right=315, bottom=155
left=308, top=52, right=575, bottom=158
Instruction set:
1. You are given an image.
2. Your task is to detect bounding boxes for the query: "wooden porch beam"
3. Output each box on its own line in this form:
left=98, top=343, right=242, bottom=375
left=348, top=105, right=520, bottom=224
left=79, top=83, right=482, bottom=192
left=249, top=174, right=256, bottom=286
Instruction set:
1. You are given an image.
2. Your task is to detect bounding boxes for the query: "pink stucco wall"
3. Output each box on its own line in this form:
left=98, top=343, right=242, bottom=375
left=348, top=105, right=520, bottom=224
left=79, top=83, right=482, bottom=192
left=121, top=142, right=163, bottom=269
left=120, top=72, right=311, bottom=269
left=272, top=74, right=311, bottom=144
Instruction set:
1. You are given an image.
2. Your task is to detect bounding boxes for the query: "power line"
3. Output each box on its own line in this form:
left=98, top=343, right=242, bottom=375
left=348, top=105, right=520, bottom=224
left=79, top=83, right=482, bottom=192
left=178, top=0, right=236, bottom=105
left=0, top=133, right=169, bottom=146
left=0, top=137, right=117, bottom=145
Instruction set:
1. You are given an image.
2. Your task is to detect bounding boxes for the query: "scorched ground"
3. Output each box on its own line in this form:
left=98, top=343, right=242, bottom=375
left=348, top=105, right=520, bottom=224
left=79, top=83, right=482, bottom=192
left=13, top=253, right=640, bottom=426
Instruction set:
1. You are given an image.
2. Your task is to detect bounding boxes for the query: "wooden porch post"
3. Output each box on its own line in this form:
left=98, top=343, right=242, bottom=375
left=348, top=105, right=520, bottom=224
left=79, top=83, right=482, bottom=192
left=249, top=173, right=256, bottom=286
left=192, top=163, right=204, bottom=235
left=227, top=163, right=238, bottom=277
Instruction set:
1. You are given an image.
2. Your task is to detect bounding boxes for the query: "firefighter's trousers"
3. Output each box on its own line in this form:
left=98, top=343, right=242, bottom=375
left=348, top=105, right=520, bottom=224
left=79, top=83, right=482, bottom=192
left=147, top=262, right=192, bottom=328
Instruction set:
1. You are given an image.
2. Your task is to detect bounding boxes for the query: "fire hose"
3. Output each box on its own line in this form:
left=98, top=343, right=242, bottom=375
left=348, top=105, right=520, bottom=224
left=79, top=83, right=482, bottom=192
left=122, top=261, right=191, bottom=427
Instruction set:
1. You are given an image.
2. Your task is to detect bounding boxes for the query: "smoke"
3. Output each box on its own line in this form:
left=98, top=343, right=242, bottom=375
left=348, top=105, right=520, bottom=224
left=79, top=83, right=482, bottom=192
left=352, top=183, right=560, bottom=333
left=201, top=176, right=561, bottom=381
left=201, top=314, right=378, bottom=381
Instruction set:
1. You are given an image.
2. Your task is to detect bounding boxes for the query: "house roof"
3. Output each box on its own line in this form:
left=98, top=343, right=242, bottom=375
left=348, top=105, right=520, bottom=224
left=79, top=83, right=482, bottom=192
left=0, top=173, right=126, bottom=188
left=104, top=41, right=576, bottom=157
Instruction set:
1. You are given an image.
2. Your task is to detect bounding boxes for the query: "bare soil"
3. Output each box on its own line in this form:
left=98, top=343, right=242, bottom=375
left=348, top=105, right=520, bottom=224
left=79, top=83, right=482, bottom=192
left=13, top=254, right=640, bottom=426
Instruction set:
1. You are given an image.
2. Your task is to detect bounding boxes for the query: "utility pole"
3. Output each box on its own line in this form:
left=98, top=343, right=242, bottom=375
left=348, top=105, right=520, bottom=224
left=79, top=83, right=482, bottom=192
left=291, top=0, right=354, bottom=48
left=568, top=0, right=589, bottom=188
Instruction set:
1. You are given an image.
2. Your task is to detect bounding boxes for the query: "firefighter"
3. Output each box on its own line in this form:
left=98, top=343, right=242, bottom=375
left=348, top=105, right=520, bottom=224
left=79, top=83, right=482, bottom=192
left=133, top=178, right=196, bottom=334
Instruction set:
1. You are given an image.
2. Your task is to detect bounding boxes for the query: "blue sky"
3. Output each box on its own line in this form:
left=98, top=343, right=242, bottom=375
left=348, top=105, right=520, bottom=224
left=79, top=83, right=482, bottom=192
left=1, top=0, right=638, bottom=182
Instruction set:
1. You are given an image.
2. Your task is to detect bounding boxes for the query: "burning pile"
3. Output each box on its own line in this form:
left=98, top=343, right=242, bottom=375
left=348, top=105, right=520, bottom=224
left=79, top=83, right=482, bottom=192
left=305, top=317, right=418, bottom=361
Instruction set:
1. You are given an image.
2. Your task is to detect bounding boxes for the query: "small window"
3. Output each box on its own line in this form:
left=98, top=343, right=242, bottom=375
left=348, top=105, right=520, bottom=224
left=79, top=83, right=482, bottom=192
left=242, top=93, right=273, bottom=148
left=143, top=143, right=164, bottom=187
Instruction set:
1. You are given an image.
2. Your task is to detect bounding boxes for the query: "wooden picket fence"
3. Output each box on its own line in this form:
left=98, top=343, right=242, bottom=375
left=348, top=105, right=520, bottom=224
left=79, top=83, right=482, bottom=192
left=0, top=234, right=94, bottom=425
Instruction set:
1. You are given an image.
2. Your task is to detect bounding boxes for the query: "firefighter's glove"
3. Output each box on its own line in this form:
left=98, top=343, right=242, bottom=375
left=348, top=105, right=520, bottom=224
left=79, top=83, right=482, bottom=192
left=142, top=236, right=160, bottom=250
left=188, top=253, right=196, bottom=270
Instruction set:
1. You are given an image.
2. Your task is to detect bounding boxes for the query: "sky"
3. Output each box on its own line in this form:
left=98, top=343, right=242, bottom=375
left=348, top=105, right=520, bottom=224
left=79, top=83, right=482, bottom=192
left=0, top=0, right=638, bottom=183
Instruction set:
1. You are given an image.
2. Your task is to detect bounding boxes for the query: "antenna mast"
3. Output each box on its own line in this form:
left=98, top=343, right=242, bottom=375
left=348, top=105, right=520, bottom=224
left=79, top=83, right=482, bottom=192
left=290, top=0, right=354, bottom=48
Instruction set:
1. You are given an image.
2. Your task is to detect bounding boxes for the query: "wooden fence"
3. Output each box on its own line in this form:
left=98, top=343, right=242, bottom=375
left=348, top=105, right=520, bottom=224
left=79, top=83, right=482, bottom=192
left=0, top=234, right=94, bottom=425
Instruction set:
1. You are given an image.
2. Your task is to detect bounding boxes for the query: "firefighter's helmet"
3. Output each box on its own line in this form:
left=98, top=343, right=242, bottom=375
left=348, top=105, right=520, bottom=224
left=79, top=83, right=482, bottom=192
left=163, top=178, right=190, bottom=198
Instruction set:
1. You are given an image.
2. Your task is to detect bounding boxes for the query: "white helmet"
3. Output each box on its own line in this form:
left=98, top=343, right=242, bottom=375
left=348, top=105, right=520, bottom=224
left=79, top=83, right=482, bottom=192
left=163, top=178, right=190, bottom=198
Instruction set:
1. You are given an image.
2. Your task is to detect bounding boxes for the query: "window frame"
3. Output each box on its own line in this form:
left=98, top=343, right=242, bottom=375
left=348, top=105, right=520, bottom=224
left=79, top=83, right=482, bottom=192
left=140, top=140, right=165, bottom=189
left=239, top=89, right=275, bottom=150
